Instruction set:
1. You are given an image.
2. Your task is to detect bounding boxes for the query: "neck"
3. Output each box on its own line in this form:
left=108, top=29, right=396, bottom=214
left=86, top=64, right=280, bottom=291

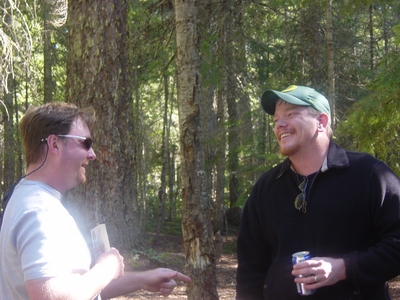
left=24, top=165, right=66, bottom=194
left=290, top=142, right=329, bottom=176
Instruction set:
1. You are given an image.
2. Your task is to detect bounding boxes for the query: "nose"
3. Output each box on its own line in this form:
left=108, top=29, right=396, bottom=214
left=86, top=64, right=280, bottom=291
left=274, top=117, right=287, bottom=129
left=87, top=148, right=96, bottom=160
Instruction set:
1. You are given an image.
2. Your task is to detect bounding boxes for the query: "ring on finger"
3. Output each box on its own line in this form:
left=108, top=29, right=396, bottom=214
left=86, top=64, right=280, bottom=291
left=314, top=275, right=318, bottom=283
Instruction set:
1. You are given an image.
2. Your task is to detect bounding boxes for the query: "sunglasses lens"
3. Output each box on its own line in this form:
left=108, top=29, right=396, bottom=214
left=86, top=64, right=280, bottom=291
left=294, top=178, right=307, bottom=212
left=83, top=138, right=93, bottom=150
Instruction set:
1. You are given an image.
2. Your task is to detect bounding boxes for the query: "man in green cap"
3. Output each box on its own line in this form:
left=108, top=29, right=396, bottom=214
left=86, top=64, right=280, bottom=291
left=236, top=85, right=400, bottom=299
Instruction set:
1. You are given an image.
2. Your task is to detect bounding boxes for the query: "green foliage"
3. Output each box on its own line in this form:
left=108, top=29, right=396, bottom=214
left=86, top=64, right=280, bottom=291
left=161, top=219, right=183, bottom=235
left=146, top=218, right=183, bottom=236
left=221, top=239, right=237, bottom=255
left=129, top=247, right=179, bottom=269
left=3, top=0, right=400, bottom=240
left=336, top=49, right=400, bottom=175
left=394, top=24, right=400, bottom=45
left=129, top=221, right=183, bottom=268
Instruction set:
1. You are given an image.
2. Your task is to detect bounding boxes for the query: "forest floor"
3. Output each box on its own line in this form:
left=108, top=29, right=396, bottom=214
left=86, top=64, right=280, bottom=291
left=114, top=232, right=400, bottom=300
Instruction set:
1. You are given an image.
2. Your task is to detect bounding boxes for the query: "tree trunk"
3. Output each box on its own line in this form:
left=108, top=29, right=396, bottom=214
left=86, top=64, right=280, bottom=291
left=197, top=0, right=217, bottom=233
left=167, top=78, right=176, bottom=221
left=1, top=73, right=15, bottom=226
left=326, top=0, right=336, bottom=129
left=201, top=83, right=216, bottom=231
left=174, top=0, right=218, bottom=298
left=14, top=87, right=23, bottom=179
left=65, top=0, right=140, bottom=251
left=299, top=2, right=324, bottom=86
left=203, top=88, right=217, bottom=231
left=369, top=4, right=374, bottom=70
left=132, top=55, right=148, bottom=233
left=154, top=74, right=169, bottom=244
left=214, top=77, right=226, bottom=233
left=224, top=0, right=241, bottom=226
left=212, top=2, right=228, bottom=233
left=3, top=74, right=15, bottom=194
left=42, top=0, right=53, bottom=103
left=168, top=146, right=176, bottom=221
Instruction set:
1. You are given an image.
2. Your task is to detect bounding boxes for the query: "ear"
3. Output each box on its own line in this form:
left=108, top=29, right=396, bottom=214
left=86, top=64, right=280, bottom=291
left=317, top=113, right=329, bottom=130
left=46, top=134, right=60, bottom=154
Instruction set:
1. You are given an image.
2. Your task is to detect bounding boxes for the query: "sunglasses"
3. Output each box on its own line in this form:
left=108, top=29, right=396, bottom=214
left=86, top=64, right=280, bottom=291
left=294, top=177, right=308, bottom=213
left=57, top=134, right=94, bottom=150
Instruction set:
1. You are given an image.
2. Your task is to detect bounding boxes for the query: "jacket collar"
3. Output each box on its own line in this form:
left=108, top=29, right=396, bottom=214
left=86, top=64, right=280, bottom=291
left=276, top=141, right=350, bottom=178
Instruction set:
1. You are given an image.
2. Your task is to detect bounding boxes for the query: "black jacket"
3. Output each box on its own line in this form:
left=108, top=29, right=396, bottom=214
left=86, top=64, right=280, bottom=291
left=236, top=142, right=400, bottom=299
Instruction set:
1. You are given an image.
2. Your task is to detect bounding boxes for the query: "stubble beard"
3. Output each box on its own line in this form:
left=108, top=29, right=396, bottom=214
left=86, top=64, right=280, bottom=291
left=279, top=142, right=300, bottom=157
left=77, top=170, right=87, bottom=186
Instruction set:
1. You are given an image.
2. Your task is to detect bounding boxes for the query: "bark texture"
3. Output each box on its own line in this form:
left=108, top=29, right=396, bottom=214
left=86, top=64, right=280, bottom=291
left=65, top=0, right=140, bottom=251
left=174, top=0, right=218, bottom=298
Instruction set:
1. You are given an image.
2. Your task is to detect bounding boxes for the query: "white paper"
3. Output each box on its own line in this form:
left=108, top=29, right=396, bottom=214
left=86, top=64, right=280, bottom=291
left=91, top=224, right=110, bottom=259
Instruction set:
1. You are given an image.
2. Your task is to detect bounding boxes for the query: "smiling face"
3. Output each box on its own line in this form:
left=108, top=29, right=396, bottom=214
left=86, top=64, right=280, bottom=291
left=58, top=117, right=96, bottom=190
left=273, top=100, right=320, bottom=158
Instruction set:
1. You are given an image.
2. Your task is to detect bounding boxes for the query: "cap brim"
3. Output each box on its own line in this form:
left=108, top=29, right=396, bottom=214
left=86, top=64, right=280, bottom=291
left=260, top=90, right=310, bottom=115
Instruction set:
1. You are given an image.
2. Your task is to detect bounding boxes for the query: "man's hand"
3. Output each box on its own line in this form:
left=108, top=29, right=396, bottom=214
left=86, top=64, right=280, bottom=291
left=141, top=268, right=192, bottom=297
left=95, top=247, right=125, bottom=281
left=292, top=257, right=346, bottom=290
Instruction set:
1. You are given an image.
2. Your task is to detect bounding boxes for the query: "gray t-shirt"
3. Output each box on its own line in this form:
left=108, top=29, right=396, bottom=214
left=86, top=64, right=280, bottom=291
left=0, top=179, right=92, bottom=299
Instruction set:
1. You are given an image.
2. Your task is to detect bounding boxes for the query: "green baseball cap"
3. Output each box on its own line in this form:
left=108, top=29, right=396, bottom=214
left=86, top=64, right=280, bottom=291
left=260, top=85, right=331, bottom=123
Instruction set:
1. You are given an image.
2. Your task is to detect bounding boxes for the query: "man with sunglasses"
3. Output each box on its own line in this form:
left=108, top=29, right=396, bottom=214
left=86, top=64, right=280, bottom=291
left=236, top=85, right=400, bottom=299
left=0, top=102, right=190, bottom=300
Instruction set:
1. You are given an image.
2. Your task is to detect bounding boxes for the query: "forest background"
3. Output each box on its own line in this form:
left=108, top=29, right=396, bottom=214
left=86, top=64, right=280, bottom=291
left=0, top=0, right=400, bottom=299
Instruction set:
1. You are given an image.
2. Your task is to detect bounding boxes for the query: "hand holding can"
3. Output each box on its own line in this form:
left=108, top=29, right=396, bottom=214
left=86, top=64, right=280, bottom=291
left=292, top=251, right=316, bottom=296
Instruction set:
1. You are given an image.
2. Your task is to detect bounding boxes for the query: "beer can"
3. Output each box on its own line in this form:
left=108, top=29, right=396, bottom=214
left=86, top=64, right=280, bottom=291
left=292, top=251, right=316, bottom=296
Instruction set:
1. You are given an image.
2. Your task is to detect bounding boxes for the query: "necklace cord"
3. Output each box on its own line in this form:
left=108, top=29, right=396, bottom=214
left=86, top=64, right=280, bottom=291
left=0, top=144, right=50, bottom=229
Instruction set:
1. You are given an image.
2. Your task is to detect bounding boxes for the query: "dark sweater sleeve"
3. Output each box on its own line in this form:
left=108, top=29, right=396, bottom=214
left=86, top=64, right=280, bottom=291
left=236, top=180, right=272, bottom=300
left=343, top=161, right=400, bottom=286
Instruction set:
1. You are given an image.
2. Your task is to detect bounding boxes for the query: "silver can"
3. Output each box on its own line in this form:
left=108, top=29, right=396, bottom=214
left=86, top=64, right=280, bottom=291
left=292, top=251, right=316, bottom=296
